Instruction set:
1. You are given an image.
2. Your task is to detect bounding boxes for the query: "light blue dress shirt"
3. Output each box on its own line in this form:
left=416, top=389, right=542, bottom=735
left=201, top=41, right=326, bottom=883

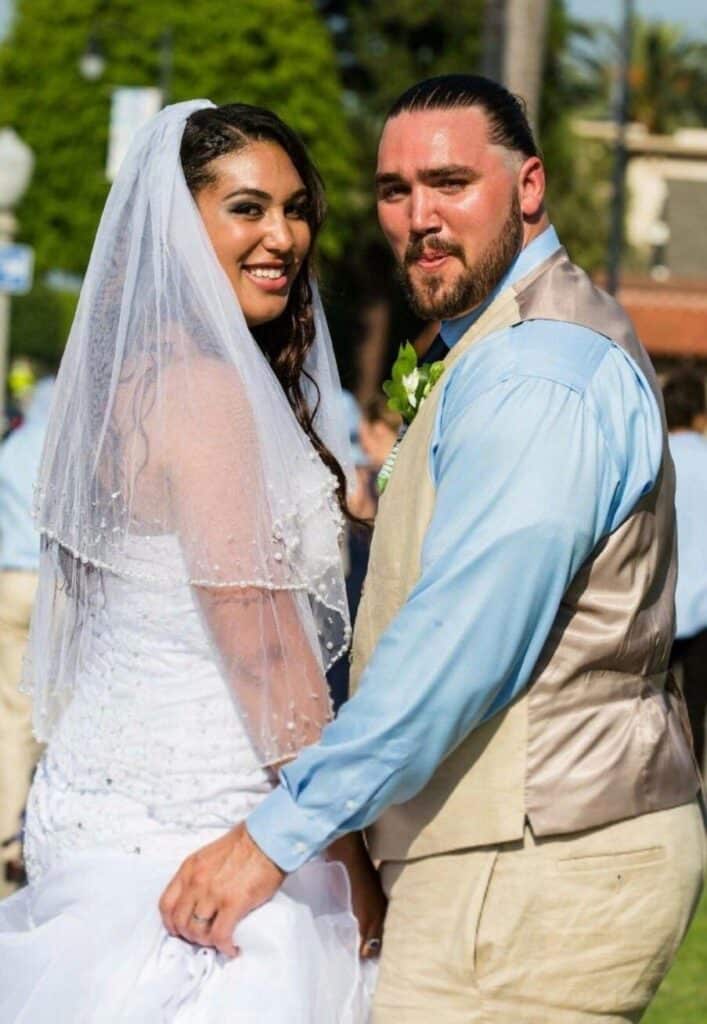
left=248, top=228, right=664, bottom=871
left=0, top=378, right=54, bottom=572
left=668, top=430, right=707, bottom=639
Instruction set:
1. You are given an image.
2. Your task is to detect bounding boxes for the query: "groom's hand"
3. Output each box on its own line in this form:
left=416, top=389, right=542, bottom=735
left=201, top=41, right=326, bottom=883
left=159, top=822, right=286, bottom=957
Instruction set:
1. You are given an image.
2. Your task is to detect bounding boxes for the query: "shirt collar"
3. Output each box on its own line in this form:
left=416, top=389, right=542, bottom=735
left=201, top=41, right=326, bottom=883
left=440, top=225, right=561, bottom=350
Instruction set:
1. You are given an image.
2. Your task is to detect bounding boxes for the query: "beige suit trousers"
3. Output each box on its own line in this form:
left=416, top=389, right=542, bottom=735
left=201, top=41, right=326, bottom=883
left=0, top=570, right=40, bottom=897
left=373, top=801, right=706, bottom=1023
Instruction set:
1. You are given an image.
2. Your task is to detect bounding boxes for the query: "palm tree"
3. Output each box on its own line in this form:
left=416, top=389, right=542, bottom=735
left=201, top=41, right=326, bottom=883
left=570, top=18, right=707, bottom=134
left=629, top=21, right=707, bottom=134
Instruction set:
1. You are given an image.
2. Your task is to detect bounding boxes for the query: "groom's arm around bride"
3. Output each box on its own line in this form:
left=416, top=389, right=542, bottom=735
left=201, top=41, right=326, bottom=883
left=162, top=74, right=705, bottom=1024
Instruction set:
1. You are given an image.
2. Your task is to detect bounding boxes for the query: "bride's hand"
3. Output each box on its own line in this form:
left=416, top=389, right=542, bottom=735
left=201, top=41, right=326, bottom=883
left=327, top=833, right=387, bottom=959
left=159, top=822, right=285, bottom=957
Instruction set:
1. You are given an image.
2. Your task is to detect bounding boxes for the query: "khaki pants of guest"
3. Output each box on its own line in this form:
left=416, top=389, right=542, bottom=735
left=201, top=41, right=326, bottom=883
left=373, top=801, right=706, bottom=1024
left=0, top=570, right=40, bottom=899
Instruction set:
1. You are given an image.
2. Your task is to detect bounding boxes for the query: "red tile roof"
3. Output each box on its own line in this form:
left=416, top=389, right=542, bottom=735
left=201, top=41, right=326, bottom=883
left=614, top=278, right=707, bottom=358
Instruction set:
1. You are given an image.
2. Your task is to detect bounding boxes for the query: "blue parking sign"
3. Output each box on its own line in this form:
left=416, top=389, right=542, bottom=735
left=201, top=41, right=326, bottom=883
left=0, top=243, right=34, bottom=295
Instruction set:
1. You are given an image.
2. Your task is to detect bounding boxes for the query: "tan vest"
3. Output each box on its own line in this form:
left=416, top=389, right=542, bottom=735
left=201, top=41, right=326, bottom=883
left=351, top=248, right=701, bottom=862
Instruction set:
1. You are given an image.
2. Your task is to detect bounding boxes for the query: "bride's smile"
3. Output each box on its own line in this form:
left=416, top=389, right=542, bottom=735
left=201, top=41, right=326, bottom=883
left=194, top=141, right=311, bottom=326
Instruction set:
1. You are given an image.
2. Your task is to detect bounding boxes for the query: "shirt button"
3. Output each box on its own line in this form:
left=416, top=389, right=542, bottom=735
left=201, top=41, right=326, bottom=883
left=345, top=800, right=357, bottom=811
left=294, top=842, right=307, bottom=854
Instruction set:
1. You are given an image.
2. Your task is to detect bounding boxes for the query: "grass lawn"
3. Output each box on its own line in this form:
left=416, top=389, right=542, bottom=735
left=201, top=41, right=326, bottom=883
left=643, top=890, right=707, bottom=1023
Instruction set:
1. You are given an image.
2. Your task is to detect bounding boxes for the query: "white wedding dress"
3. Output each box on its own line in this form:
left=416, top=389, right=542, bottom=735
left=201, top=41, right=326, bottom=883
left=0, top=536, right=373, bottom=1023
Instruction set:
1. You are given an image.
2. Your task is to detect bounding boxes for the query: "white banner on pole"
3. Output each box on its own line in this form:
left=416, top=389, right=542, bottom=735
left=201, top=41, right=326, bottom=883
left=106, top=86, right=163, bottom=181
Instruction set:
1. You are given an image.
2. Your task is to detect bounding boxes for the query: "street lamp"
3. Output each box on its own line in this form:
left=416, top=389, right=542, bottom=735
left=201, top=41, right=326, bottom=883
left=0, top=129, right=34, bottom=210
left=78, top=27, right=174, bottom=103
left=0, top=128, right=34, bottom=432
left=78, top=34, right=107, bottom=83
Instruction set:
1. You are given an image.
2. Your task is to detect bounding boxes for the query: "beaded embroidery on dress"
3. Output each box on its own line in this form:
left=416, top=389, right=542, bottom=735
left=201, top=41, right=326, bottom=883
left=0, top=536, right=373, bottom=1022
left=0, top=98, right=373, bottom=1022
left=25, top=99, right=354, bottom=767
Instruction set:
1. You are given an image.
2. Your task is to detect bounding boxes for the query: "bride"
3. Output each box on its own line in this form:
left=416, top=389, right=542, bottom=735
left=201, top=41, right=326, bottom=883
left=0, top=100, right=383, bottom=1021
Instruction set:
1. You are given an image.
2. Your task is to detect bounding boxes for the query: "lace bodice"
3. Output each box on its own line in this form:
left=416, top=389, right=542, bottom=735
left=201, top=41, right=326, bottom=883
left=25, top=536, right=273, bottom=880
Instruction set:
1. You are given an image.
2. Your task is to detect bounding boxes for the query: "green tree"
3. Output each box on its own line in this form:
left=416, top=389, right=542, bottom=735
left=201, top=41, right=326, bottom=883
left=629, top=21, right=707, bottom=134
left=344, top=0, right=485, bottom=114
left=569, top=17, right=707, bottom=134
left=319, top=0, right=609, bottom=392
left=317, top=0, right=489, bottom=391
left=320, top=0, right=485, bottom=215
left=0, top=0, right=358, bottom=279
left=8, top=284, right=67, bottom=368
left=330, top=0, right=608, bottom=276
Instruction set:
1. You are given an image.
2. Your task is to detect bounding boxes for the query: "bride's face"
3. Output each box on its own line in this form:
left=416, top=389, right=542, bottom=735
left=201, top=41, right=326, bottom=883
left=195, top=141, right=312, bottom=327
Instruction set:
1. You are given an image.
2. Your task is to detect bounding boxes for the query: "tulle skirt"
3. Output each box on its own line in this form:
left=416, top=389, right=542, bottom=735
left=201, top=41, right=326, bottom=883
left=0, top=850, right=375, bottom=1023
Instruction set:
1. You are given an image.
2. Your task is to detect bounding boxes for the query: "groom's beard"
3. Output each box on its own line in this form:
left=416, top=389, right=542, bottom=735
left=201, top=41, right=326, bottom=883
left=398, top=191, right=524, bottom=321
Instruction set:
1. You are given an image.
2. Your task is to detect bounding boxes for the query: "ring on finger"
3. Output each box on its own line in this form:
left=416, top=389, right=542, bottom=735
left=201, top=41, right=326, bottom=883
left=362, top=937, right=382, bottom=955
left=190, top=909, right=215, bottom=926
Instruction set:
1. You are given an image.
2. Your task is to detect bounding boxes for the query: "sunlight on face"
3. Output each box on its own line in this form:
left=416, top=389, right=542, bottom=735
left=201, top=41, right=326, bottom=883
left=195, top=141, right=312, bottom=327
left=376, top=107, right=523, bottom=319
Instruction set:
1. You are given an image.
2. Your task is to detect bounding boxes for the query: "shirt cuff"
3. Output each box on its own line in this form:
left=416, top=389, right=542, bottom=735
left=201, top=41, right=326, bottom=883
left=246, top=783, right=334, bottom=872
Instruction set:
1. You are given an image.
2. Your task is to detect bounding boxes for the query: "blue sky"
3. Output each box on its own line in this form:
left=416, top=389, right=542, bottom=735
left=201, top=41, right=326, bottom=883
left=1, top=0, right=705, bottom=43
left=567, top=0, right=706, bottom=34
left=0, top=0, right=11, bottom=40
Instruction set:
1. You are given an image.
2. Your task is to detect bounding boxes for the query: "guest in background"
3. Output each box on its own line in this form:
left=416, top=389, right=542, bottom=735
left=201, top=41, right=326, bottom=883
left=664, top=365, right=707, bottom=774
left=327, top=390, right=375, bottom=711
left=340, top=389, right=377, bottom=523
left=359, top=396, right=402, bottom=473
left=0, top=373, right=55, bottom=897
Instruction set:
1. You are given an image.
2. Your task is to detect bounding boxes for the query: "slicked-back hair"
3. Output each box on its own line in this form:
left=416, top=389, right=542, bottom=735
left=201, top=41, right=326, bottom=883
left=386, top=74, right=540, bottom=160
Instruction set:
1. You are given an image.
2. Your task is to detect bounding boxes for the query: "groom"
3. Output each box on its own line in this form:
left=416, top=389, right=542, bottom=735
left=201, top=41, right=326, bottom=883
left=162, top=75, right=705, bottom=1021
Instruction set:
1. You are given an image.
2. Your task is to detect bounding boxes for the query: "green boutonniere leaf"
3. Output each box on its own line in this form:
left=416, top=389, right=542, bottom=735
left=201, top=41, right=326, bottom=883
left=382, top=344, right=446, bottom=426
left=376, top=344, right=446, bottom=495
left=428, top=361, right=445, bottom=386
left=390, top=342, right=418, bottom=384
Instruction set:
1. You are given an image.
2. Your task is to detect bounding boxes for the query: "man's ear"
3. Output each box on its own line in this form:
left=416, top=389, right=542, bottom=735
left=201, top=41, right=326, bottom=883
left=518, top=156, right=545, bottom=220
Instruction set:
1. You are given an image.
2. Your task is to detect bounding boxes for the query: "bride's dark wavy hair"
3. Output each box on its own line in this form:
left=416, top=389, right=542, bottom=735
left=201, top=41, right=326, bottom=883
left=180, top=103, right=355, bottom=523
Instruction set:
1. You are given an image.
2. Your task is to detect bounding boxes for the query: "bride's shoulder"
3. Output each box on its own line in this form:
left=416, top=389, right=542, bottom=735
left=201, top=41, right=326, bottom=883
left=160, top=345, right=248, bottom=413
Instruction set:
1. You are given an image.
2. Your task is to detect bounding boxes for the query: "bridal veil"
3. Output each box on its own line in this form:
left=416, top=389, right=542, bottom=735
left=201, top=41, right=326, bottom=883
left=24, top=100, right=353, bottom=765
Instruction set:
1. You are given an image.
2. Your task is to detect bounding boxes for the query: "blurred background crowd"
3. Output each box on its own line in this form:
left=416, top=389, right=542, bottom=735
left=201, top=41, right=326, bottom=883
left=0, top=0, right=706, bottom=974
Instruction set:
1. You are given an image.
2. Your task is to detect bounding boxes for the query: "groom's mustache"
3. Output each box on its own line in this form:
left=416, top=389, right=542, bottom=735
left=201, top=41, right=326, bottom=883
left=404, top=236, right=467, bottom=267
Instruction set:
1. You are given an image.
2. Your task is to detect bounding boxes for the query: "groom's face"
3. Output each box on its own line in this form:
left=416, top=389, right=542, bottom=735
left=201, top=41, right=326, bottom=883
left=376, top=106, right=524, bottom=320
